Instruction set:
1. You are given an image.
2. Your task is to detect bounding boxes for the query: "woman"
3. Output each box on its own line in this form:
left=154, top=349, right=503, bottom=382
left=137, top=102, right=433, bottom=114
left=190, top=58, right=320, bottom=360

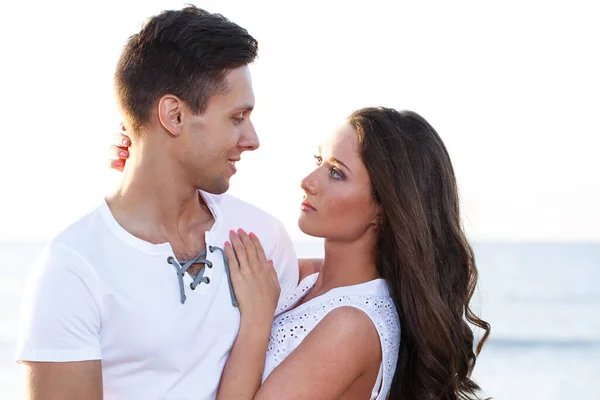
left=110, top=107, right=490, bottom=399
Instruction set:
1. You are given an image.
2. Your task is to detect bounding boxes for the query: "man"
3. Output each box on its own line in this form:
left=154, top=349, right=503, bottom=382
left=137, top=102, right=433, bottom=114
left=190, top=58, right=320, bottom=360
left=16, top=6, right=299, bottom=399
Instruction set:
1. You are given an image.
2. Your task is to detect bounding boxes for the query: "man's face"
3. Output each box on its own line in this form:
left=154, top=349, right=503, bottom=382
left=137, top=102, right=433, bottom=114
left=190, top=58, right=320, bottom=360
left=180, top=66, right=258, bottom=194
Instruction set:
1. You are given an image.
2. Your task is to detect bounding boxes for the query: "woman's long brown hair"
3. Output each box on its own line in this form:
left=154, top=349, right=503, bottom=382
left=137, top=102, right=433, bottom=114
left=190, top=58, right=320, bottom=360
left=349, top=107, right=491, bottom=399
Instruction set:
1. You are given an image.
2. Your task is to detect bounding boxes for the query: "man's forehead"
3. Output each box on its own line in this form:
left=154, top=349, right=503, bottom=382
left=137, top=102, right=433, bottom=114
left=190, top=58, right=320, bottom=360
left=207, top=81, right=254, bottom=111
left=224, top=66, right=253, bottom=87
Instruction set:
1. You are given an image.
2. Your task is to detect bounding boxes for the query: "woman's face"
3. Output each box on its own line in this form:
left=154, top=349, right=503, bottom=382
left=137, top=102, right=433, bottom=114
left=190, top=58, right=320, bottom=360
left=298, top=123, right=378, bottom=241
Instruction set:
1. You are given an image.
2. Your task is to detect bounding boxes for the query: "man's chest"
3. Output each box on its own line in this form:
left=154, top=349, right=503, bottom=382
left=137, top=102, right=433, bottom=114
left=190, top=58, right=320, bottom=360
left=99, top=281, right=241, bottom=369
left=98, top=252, right=241, bottom=357
left=99, top=287, right=240, bottom=400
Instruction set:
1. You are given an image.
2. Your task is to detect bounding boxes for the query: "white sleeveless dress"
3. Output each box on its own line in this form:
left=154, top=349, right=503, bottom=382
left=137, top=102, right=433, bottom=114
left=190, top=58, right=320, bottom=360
left=262, top=273, right=401, bottom=399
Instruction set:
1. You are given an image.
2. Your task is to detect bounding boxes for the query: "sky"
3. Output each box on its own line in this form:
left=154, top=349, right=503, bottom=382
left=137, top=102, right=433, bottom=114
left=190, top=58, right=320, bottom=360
left=0, top=0, right=598, bottom=242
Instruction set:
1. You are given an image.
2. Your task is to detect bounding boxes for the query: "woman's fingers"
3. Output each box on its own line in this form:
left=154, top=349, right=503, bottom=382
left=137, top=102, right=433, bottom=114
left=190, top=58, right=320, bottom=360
left=107, top=144, right=128, bottom=172
left=108, top=159, right=125, bottom=172
left=108, top=130, right=131, bottom=172
left=237, top=229, right=259, bottom=268
left=109, top=144, right=129, bottom=160
left=225, top=230, right=280, bottom=321
left=268, top=260, right=278, bottom=284
left=223, top=240, right=240, bottom=272
left=115, top=131, right=130, bottom=147
left=229, top=230, right=249, bottom=270
left=229, top=229, right=271, bottom=275
left=248, top=232, right=268, bottom=264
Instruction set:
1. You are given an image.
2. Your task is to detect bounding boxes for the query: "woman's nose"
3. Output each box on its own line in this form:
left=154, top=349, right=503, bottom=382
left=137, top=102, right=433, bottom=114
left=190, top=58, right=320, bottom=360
left=300, top=171, right=319, bottom=195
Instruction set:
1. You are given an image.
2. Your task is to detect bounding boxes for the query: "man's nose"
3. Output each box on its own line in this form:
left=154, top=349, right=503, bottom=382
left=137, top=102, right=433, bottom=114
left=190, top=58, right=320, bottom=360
left=239, top=121, right=259, bottom=151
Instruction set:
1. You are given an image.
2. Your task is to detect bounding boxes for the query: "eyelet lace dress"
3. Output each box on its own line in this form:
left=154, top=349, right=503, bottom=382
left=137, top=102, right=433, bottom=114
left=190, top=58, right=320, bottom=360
left=262, top=273, right=401, bottom=400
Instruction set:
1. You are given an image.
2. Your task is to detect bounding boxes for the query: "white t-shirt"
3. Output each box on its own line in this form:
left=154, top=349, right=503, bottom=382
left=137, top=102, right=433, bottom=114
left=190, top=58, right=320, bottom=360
left=262, top=273, right=400, bottom=400
left=15, top=192, right=299, bottom=400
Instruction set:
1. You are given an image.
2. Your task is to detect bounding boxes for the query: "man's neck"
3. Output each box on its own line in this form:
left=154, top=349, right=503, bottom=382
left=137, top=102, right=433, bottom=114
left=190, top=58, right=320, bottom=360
left=106, top=141, right=214, bottom=248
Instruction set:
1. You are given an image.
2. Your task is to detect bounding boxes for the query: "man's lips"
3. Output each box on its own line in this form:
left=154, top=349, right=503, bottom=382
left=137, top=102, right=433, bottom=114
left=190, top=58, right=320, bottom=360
left=227, top=157, right=240, bottom=173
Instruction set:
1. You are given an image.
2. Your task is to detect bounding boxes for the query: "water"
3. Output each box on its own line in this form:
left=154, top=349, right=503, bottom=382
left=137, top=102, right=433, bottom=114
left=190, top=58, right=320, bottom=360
left=1, top=241, right=599, bottom=399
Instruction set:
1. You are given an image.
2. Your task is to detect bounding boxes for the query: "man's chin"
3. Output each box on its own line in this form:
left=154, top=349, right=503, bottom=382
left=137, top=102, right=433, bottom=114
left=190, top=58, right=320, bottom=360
left=198, top=179, right=230, bottom=195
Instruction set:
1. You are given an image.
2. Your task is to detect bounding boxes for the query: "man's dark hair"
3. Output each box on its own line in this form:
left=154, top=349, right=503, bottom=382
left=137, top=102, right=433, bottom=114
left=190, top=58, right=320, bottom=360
left=114, top=5, right=258, bottom=134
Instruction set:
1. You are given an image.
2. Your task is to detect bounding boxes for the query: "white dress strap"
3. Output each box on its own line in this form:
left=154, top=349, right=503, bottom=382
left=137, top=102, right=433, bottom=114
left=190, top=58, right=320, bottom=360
left=370, top=363, right=384, bottom=400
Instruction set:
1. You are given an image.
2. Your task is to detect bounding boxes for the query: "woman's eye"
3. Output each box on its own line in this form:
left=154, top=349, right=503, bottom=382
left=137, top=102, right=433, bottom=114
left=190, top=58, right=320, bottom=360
left=330, top=167, right=343, bottom=180
left=313, top=155, right=322, bottom=166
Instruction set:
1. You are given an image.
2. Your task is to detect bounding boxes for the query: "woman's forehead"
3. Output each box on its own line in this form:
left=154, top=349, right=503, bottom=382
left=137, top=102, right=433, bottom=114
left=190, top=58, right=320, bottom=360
left=318, top=124, right=357, bottom=155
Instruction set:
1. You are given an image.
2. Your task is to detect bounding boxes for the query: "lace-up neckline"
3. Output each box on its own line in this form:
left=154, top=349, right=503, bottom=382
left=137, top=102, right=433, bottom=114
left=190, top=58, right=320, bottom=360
left=167, top=246, right=237, bottom=306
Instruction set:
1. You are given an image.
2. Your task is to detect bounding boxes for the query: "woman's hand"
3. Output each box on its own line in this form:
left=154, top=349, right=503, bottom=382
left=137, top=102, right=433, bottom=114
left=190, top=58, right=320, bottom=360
left=224, top=229, right=280, bottom=326
left=217, top=229, right=280, bottom=400
left=108, top=126, right=131, bottom=172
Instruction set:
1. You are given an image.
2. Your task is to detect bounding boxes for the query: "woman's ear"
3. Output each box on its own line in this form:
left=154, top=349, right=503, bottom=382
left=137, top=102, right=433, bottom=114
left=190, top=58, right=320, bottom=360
left=371, top=203, right=382, bottom=231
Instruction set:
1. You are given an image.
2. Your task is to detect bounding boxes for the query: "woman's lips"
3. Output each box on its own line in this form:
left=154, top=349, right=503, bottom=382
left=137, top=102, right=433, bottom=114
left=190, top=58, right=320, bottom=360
left=300, top=200, right=316, bottom=212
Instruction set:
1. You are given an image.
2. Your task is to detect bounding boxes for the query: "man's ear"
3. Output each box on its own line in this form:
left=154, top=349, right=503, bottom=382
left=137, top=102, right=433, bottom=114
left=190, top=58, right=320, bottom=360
left=157, top=95, right=184, bottom=136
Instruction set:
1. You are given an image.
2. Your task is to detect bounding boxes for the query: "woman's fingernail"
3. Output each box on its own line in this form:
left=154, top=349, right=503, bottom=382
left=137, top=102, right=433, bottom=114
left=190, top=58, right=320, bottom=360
left=248, top=232, right=255, bottom=237
left=238, top=228, right=245, bottom=234
left=122, top=138, right=129, bottom=146
left=229, top=230, right=236, bottom=235
left=224, top=241, right=231, bottom=247
left=119, top=151, right=128, bottom=158
left=115, top=160, right=123, bottom=167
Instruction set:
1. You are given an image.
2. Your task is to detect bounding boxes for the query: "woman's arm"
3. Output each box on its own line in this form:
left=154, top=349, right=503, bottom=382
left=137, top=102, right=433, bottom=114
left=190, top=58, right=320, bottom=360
left=256, top=306, right=381, bottom=400
left=217, top=229, right=280, bottom=400
left=217, top=231, right=381, bottom=400
left=217, top=318, right=272, bottom=399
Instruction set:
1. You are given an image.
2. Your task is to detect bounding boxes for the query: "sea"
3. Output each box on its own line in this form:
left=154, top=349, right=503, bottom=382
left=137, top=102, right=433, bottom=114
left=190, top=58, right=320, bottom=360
left=1, top=241, right=598, bottom=399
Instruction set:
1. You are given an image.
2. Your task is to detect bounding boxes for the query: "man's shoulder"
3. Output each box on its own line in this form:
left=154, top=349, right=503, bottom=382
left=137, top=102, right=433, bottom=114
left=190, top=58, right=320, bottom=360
left=47, top=202, right=109, bottom=254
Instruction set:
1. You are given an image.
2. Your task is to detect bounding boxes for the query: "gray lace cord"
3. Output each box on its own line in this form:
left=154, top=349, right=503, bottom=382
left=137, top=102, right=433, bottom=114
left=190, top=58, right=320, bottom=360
left=210, top=245, right=239, bottom=308
left=167, top=246, right=238, bottom=307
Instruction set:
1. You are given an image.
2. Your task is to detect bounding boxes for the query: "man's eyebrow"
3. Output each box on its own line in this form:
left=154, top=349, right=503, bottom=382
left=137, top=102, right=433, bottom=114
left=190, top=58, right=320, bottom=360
left=236, top=103, right=254, bottom=112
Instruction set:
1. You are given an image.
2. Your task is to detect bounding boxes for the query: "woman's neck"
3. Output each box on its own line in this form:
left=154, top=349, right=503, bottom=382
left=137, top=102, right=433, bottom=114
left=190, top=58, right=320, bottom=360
left=310, top=234, right=380, bottom=297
